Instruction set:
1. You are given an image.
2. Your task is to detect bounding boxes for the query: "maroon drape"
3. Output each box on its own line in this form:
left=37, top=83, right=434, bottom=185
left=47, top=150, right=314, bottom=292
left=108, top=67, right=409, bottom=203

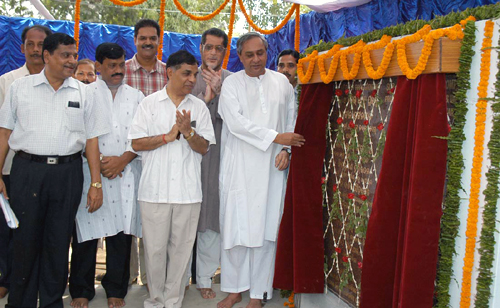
left=359, top=74, right=448, bottom=308
left=274, top=83, right=333, bottom=293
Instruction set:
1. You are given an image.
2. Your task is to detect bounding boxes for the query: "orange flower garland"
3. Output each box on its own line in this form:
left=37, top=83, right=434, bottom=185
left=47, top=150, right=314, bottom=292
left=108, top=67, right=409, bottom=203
left=362, top=35, right=394, bottom=79
left=317, top=45, right=342, bottom=84
left=459, top=20, right=494, bottom=308
left=174, top=0, right=231, bottom=21
left=222, top=0, right=236, bottom=69
left=339, top=40, right=366, bottom=80
left=74, top=0, right=81, bottom=52
left=297, top=50, right=318, bottom=83
left=297, top=17, right=473, bottom=84
left=238, top=0, right=298, bottom=35
left=294, top=4, right=300, bottom=52
left=108, top=0, right=148, bottom=6
left=157, top=0, right=166, bottom=60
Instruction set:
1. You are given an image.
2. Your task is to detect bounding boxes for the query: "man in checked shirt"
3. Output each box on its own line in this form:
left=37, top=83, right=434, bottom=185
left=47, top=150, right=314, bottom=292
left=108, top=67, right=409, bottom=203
left=124, top=18, right=168, bottom=290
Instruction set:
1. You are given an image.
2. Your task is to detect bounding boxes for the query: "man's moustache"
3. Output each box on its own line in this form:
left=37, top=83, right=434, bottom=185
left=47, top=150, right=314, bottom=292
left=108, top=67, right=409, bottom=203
left=142, top=44, right=155, bottom=49
left=112, top=73, right=124, bottom=77
left=82, top=80, right=91, bottom=84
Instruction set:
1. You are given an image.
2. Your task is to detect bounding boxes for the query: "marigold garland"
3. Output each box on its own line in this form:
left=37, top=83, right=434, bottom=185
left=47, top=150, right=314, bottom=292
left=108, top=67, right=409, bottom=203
left=174, top=0, right=231, bottom=21
left=74, top=0, right=81, bottom=52
left=238, top=0, right=298, bottom=35
left=157, top=0, right=166, bottom=60
left=294, top=4, right=300, bottom=52
left=475, top=23, right=500, bottom=307
left=297, top=17, right=473, bottom=84
left=108, top=0, right=148, bottom=6
left=339, top=40, right=366, bottom=80
left=362, top=35, right=394, bottom=79
left=459, top=20, right=494, bottom=308
left=222, top=0, right=236, bottom=69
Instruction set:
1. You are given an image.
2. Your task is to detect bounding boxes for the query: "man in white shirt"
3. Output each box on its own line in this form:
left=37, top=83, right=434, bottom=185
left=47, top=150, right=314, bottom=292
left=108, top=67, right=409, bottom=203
left=0, top=24, right=52, bottom=299
left=73, top=59, right=97, bottom=85
left=0, top=33, right=108, bottom=308
left=185, top=27, right=232, bottom=300
left=129, top=50, right=215, bottom=308
left=217, top=33, right=305, bottom=308
left=125, top=19, right=167, bottom=287
left=69, top=43, right=144, bottom=308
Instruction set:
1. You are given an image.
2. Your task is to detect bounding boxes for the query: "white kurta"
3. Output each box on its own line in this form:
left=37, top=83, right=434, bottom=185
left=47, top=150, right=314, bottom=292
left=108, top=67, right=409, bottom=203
left=75, top=79, right=144, bottom=243
left=218, top=69, right=297, bottom=250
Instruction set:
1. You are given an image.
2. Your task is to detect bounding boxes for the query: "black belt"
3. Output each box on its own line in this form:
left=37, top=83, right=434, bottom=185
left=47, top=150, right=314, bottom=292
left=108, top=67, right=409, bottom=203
left=16, top=151, right=82, bottom=165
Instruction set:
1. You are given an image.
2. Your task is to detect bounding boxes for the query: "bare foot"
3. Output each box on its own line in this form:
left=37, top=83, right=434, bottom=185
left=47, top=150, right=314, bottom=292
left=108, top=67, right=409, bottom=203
left=108, top=297, right=125, bottom=308
left=0, top=286, right=8, bottom=299
left=197, top=287, right=216, bottom=299
left=246, top=298, right=262, bottom=308
left=70, top=298, right=89, bottom=308
left=217, top=293, right=242, bottom=308
left=185, top=285, right=190, bottom=291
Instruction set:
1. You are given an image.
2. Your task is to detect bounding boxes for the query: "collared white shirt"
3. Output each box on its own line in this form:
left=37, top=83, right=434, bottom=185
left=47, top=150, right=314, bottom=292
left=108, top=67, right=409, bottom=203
left=0, top=64, right=30, bottom=175
left=75, top=79, right=144, bottom=242
left=128, top=88, right=215, bottom=204
left=0, top=70, right=110, bottom=156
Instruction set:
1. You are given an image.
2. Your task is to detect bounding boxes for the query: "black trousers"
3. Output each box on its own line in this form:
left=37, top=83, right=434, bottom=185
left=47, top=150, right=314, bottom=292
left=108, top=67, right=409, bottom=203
left=69, top=230, right=132, bottom=300
left=6, top=154, right=83, bottom=308
left=0, top=175, right=12, bottom=289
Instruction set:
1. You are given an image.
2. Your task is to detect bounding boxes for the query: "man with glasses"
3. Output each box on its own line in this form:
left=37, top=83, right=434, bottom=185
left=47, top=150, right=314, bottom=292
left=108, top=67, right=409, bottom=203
left=186, top=28, right=232, bottom=300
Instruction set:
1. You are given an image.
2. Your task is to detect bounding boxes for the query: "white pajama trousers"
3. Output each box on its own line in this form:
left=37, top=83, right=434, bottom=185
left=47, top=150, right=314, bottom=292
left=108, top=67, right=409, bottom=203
left=220, top=240, right=277, bottom=300
left=185, top=229, right=221, bottom=288
left=140, top=201, right=201, bottom=308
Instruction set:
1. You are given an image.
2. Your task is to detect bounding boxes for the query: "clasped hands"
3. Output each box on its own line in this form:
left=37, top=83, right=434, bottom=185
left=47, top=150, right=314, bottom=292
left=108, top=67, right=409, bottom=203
left=163, top=109, right=193, bottom=144
left=202, top=67, right=222, bottom=103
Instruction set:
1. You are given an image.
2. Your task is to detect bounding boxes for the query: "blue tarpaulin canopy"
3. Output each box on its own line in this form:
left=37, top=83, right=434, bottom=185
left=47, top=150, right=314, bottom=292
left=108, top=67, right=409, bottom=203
left=0, top=0, right=496, bottom=76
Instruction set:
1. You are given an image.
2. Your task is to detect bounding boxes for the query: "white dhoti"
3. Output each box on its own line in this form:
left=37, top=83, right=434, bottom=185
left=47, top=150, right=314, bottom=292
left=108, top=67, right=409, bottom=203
left=220, top=240, right=277, bottom=300
left=184, top=229, right=221, bottom=289
left=140, top=201, right=201, bottom=308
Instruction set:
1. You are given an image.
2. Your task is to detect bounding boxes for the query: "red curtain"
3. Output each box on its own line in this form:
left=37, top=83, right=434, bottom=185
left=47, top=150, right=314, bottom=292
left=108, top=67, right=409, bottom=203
left=359, top=74, right=448, bottom=308
left=274, top=83, right=333, bottom=293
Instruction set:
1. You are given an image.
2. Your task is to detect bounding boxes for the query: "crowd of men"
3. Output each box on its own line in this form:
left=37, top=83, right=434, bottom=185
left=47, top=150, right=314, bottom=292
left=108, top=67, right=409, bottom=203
left=0, top=18, right=304, bottom=308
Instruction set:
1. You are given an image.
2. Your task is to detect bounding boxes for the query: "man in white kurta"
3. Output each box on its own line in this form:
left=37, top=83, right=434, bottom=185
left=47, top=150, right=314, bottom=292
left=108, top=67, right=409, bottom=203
left=129, top=50, right=215, bottom=308
left=69, top=43, right=144, bottom=308
left=217, top=33, right=305, bottom=308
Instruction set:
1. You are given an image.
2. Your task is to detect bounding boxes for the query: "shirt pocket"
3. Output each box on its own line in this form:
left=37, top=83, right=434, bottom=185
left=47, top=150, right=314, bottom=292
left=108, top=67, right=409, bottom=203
left=65, top=107, right=85, bottom=132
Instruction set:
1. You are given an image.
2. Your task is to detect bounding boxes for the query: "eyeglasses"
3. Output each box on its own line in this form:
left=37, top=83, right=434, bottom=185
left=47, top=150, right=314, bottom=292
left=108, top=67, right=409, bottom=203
left=203, top=44, right=226, bottom=53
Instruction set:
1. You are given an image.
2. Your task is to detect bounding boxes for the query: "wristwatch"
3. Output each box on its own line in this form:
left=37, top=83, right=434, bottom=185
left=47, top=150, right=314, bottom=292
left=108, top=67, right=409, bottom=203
left=90, top=182, right=102, bottom=189
left=282, top=148, right=291, bottom=155
left=184, top=128, right=196, bottom=141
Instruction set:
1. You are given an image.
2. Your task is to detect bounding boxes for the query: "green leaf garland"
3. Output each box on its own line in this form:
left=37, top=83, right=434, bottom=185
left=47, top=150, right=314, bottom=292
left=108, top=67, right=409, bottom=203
left=435, top=21, right=476, bottom=308
left=474, top=25, right=500, bottom=308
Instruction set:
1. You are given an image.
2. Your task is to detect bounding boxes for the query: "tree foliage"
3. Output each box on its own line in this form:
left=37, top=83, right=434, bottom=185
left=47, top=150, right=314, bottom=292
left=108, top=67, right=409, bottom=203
left=39, top=0, right=233, bottom=34
left=1, top=0, right=306, bottom=35
left=0, top=0, right=36, bottom=18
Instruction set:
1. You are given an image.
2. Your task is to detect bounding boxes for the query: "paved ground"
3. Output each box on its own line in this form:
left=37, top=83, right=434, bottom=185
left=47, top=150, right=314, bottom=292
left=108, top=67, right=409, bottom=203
left=0, top=246, right=288, bottom=308
left=0, top=284, right=288, bottom=308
